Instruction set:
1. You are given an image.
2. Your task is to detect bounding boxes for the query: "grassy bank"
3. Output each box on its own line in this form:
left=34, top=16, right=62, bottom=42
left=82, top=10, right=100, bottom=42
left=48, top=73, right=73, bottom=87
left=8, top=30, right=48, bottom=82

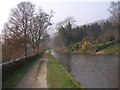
left=47, top=53, right=84, bottom=88
left=94, top=41, right=114, bottom=48
left=3, top=51, right=44, bottom=88
left=99, top=43, right=120, bottom=56
left=66, top=40, right=119, bottom=56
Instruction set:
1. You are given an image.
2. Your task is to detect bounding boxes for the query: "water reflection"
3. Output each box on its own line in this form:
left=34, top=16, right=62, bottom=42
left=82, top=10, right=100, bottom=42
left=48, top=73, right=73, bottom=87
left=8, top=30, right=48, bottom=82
left=52, top=51, right=72, bottom=72
left=51, top=50, right=118, bottom=88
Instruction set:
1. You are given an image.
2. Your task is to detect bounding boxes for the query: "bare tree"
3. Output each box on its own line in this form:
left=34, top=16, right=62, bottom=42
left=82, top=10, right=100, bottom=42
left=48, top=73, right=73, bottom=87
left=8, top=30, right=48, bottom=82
left=109, top=1, right=120, bottom=25
left=57, top=17, right=75, bottom=28
left=8, top=2, right=35, bottom=56
left=28, top=9, right=53, bottom=52
left=2, top=2, right=53, bottom=61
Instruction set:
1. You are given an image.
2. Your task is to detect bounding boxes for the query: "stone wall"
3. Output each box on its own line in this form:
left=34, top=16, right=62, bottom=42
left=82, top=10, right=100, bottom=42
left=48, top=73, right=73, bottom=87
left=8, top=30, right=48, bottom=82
left=2, top=52, right=41, bottom=81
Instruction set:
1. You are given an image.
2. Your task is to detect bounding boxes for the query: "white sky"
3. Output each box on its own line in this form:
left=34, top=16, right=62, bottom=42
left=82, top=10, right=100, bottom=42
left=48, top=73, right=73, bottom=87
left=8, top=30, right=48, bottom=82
left=0, top=0, right=116, bottom=34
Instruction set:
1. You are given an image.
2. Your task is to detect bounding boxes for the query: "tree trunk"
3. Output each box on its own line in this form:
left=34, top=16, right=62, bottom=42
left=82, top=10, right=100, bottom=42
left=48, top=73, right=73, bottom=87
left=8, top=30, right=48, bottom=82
left=24, top=43, right=27, bottom=57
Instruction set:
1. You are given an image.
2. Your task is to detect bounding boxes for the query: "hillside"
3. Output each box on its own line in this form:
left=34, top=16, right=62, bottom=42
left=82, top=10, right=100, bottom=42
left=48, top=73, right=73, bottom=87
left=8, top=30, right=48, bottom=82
left=96, top=43, right=120, bottom=56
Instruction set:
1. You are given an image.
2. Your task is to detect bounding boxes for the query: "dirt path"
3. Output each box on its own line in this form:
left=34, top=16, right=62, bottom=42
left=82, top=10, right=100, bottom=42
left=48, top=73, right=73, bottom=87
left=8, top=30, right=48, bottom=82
left=16, top=51, right=48, bottom=88
left=32, top=51, right=48, bottom=88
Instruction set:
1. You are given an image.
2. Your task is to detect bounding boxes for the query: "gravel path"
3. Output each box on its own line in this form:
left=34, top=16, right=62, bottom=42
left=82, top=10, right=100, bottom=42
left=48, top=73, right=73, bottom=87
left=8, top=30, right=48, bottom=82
left=16, top=51, right=48, bottom=88
left=33, top=51, right=48, bottom=88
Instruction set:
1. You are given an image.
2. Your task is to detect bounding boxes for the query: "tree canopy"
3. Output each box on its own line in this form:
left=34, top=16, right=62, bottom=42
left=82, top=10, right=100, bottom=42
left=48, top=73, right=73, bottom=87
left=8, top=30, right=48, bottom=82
left=2, top=1, right=53, bottom=62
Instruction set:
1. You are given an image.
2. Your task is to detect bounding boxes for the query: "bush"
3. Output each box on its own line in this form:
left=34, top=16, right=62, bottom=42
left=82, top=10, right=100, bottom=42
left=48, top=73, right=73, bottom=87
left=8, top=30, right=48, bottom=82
left=73, top=42, right=80, bottom=51
left=81, top=41, right=96, bottom=54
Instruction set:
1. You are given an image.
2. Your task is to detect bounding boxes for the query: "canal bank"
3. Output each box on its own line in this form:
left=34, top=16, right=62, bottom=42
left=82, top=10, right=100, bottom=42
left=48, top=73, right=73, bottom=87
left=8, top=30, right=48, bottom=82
left=47, top=52, right=84, bottom=88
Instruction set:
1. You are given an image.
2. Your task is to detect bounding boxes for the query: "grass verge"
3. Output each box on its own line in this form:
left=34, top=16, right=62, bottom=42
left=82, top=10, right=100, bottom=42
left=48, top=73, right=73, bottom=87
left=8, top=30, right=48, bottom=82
left=94, top=41, right=114, bottom=48
left=101, top=43, right=120, bottom=56
left=47, top=52, right=84, bottom=88
left=3, top=51, right=44, bottom=88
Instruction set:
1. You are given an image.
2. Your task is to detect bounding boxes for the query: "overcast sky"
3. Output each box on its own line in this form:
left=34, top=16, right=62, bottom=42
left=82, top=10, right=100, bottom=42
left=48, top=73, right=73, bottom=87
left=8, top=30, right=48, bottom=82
left=0, top=0, right=115, bottom=34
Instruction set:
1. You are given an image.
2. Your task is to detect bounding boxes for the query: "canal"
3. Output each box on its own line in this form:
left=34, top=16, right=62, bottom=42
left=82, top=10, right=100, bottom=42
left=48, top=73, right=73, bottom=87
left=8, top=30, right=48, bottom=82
left=51, top=50, right=118, bottom=88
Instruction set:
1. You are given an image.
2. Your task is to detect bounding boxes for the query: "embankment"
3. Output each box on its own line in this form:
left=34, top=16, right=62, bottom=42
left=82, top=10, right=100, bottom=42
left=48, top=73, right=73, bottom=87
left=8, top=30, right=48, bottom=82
left=47, top=52, right=84, bottom=88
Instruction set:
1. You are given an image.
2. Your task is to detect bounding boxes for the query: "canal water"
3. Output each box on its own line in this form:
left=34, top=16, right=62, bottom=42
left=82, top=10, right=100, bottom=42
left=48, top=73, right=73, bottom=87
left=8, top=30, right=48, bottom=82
left=51, top=50, right=118, bottom=88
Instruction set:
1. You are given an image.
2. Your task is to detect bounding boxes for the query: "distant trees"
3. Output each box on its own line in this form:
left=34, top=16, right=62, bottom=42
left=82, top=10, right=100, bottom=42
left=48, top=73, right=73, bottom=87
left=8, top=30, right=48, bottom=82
left=51, top=33, right=65, bottom=51
left=57, top=17, right=102, bottom=47
left=56, top=1, right=119, bottom=50
left=109, top=1, right=120, bottom=25
left=97, top=21, right=118, bottom=43
left=108, top=1, right=120, bottom=41
left=81, top=23, right=102, bottom=42
left=56, top=16, right=118, bottom=51
left=57, top=17, right=75, bottom=46
left=2, top=2, right=53, bottom=62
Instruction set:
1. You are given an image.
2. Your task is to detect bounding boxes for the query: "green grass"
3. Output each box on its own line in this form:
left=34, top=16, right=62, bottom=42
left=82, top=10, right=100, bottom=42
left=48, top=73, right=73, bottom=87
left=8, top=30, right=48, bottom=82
left=94, top=41, right=120, bottom=56
left=102, top=43, right=120, bottom=56
left=47, top=53, right=84, bottom=88
left=94, top=41, right=113, bottom=48
left=3, top=51, right=44, bottom=88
